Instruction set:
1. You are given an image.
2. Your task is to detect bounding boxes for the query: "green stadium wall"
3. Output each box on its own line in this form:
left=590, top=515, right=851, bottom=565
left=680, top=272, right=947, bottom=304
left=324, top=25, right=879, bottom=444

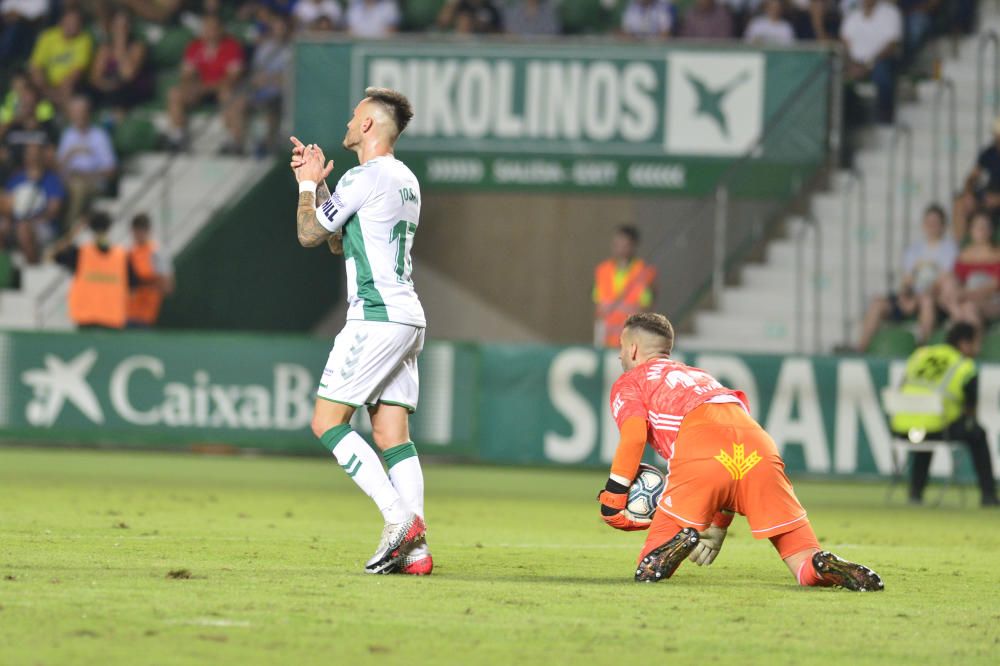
left=292, top=39, right=832, bottom=197
left=157, top=160, right=345, bottom=332
left=0, top=330, right=995, bottom=482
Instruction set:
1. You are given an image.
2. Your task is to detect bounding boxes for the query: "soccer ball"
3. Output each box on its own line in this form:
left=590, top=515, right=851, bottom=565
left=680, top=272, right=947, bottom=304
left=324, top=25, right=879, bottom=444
left=626, top=463, right=666, bottom=521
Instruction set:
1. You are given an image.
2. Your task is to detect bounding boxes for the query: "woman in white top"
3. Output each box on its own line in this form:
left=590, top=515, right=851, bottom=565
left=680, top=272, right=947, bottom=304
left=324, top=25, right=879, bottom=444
left=743, top=0, right=795, bottom=44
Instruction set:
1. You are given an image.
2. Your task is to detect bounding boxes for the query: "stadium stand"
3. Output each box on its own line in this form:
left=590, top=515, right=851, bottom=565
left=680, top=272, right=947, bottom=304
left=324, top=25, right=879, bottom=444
left=682, top=2, right=1000, bottom=355
left=0, top=0, right=986, bottom=346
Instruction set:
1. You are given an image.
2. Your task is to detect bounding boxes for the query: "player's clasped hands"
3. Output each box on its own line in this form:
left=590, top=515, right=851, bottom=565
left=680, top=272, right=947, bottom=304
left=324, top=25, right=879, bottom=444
left=289, top=136, right=335, bottom=183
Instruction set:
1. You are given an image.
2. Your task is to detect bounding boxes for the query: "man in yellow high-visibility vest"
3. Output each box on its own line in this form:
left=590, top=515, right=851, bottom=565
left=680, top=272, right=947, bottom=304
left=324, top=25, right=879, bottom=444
left=891, top=322, right=998, bottom=506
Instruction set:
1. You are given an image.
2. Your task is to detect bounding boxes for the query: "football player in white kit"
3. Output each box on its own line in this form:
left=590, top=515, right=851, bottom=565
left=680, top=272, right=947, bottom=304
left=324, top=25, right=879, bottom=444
left=290, top=87, right=431, bottom=575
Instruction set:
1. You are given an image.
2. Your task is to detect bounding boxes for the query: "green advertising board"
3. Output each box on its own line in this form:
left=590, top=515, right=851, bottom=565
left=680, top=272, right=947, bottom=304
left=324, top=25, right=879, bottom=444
left=292, top=40, right=832, bottom=196
left=1, top=331, right=996, bottom=483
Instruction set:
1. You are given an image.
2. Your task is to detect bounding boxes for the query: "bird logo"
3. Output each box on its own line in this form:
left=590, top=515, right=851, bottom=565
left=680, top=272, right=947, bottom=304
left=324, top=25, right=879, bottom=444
left=683, top=69, right=752, bottom=139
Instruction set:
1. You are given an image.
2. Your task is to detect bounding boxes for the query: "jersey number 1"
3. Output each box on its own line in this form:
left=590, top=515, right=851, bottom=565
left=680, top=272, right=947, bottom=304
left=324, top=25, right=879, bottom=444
left=391, top=220, right=417, bottom=284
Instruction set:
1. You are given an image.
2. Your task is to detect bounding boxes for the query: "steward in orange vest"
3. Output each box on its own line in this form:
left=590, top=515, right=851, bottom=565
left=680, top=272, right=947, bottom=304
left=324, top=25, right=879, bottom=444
left=593, top=226, right=657, bottom=348
left=50, top=212, right=141, bottom=330
left=127, top=213, right=172, bottom=327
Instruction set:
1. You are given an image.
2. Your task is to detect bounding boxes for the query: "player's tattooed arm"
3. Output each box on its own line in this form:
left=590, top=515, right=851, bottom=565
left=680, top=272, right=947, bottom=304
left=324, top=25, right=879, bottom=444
left=316, top=179, right=332, bottom=205
left=296, top=192, right=332, bottom=247
left=313, top=182, right=344, bottom=254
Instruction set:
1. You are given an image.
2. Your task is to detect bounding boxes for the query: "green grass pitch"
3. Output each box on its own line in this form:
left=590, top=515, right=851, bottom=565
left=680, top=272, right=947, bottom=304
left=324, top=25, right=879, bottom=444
left=1, top=447, right=997, bottom=665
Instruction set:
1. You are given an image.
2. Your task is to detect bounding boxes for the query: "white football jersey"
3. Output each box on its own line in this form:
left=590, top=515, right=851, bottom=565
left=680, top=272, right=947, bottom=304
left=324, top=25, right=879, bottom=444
left=315, top=155, right=425, bottom=327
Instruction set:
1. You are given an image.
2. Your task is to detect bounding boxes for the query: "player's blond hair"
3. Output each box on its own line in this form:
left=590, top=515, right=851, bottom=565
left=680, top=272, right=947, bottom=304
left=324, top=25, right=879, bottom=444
left=624, top=313, right=674, bottom=354
left=364, top=87, right=414, bottom=141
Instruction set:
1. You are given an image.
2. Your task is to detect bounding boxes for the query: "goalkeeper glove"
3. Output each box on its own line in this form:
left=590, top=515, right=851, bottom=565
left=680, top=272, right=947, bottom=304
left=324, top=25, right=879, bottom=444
left=597, top=479, right=651, bottom=531
left=687, top=511, right=733, bottom=566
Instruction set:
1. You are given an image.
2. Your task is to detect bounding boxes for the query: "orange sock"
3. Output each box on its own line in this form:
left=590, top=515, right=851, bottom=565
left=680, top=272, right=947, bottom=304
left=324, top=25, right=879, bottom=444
left=638, top=511, right=685, bottom=563
left=795, top=559, right=832, bottom=587
left=770, top=522, right=830, bottom=587
left=769, top=522, right=821, bottom=559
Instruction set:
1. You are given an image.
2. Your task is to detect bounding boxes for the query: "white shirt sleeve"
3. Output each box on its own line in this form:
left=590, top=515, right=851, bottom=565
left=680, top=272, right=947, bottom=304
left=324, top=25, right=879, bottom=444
left=886, top=4, right=903, bottom=43
left=314, top=166, right=374, bottom=233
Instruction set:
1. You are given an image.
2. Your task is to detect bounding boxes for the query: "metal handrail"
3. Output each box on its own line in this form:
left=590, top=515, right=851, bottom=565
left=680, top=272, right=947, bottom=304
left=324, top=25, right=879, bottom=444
left=931, top=78, right=957, bottom=205
left=795, top=216, right=822, bottom=354
left=886, top=124, right=913, bottom=293
left=669, top=50, right=838, bottom=325
left=712, top=185, right=728, bottom=305
left=841, top=170, right=866, bottom=347
left=976, top=30, right=1000, bottom=146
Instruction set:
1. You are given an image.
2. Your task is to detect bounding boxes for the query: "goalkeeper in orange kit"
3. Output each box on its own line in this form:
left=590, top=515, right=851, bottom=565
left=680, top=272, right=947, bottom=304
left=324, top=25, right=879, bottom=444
left=597, top=313, right=884, bottom=591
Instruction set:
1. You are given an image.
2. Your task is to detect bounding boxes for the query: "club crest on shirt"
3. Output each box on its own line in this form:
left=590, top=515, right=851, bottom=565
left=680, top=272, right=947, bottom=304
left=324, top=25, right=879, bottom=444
left=714, top=443, right=761, bottom=481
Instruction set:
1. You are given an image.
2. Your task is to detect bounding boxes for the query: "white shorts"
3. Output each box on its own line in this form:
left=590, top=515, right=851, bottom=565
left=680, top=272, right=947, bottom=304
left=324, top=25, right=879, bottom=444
left=317, top=320, right=425, bottom=412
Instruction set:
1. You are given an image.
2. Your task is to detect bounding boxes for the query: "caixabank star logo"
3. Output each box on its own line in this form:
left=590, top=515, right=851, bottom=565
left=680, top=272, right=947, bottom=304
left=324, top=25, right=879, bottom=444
left=666, top=52, right=764, bottom=157
left=21, top=349, right=104, bottom=426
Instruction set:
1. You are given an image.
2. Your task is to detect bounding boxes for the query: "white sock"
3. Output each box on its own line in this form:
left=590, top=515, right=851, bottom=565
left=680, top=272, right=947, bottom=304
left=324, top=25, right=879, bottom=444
left=385, top=443, right=428, bottom=556
left=387, top=453, right=424, bottom=517
left=322, top=426, right=407, bottom=524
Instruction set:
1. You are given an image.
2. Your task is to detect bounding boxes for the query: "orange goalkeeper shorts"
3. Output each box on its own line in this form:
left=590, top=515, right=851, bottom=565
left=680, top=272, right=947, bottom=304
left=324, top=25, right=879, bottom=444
left=655, top=402, right=808, bottom=539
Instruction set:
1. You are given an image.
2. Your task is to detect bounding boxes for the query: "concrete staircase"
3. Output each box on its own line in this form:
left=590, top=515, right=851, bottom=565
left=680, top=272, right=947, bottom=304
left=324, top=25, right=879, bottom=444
left=0, top=113, right=270, bottom=330
left=680, top=13, right=1000, bottom=355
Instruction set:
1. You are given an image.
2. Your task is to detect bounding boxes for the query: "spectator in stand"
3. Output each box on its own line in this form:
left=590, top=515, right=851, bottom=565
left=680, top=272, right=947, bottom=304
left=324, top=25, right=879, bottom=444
left=787, top=0, right=835, bottom=40
left=126, top=213, right=173, bottom=328
left=238, top=0, right=298, bottom=19
left=57, top=95, right=116, bottom=226
left=0, top=70, right=53, bottom=127
left=932, top=212, right=1000, bottom=334
left=233, top=10, right=291, bottom=155
left=88, top=8, right=153, bottom=117
left=48, top=211, right=131, bottom=329
left=0, top=142, right=64, bottom=264
left=0, top=0, right=49, bottom=61
left=721, top=0, right=761, bottom=35
left=897, top=0, right=938, bottom=54
left=744, top=0, right=796, bottom=45
left=0, top=76, right=57, bottom=178
left=294, top=0, right=343, bottom=29
left=438, top=0, right=503, bottom=34
left=85, top=0, right=115, bottom=47
left=312, top=14, right=339, bottom=31
left=118, top=0, right=182, bottom=23
left=503, top=0, right=561, bottom=36
left=680, top=0, right=734, bottom=39
left=840, top=0, right=901, bottom=125
left=346, top=0, right=399, bottom=38
left=856, top=204, right=957, bottom=351
left=620, top=0, right=673, bottom=39
left=164, top=13, right=245, bottom=152
left=28, top=7, right=92, bottom=111
left=952, top=117, right=1000, bottom=243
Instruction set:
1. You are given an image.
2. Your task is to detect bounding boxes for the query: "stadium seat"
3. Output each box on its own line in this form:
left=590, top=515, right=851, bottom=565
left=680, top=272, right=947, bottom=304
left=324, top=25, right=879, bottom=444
left=559, top=0, right=610, bottom=34
left=867, top=326, right=916, bottom=358
left=113, top=116, right=158, bottom=159
left=403, top=0, right=446, bottom=31
left=0, top=250, right=12, bottom=289
left=150, top=26, right=194, bottom=68
left=927, top=326, right=947, bottom=346
left=979, top=330, right=1000, bottom=361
